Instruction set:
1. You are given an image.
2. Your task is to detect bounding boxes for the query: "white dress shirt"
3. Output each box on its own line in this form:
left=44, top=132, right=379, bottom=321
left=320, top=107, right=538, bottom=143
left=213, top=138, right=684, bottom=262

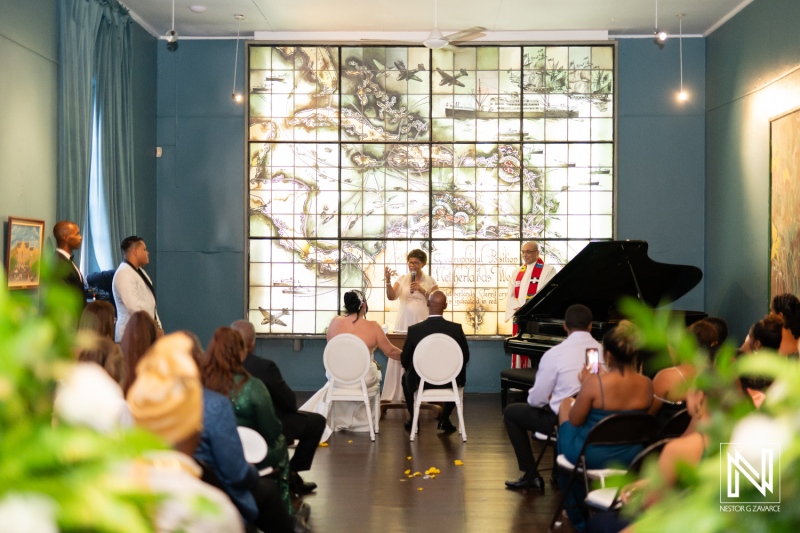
left=527, top=330, right=602, bottom=414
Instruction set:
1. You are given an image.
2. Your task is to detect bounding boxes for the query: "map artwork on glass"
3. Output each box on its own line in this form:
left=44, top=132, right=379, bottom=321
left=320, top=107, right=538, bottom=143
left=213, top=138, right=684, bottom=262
left=248, top=44, right=615, bottom=336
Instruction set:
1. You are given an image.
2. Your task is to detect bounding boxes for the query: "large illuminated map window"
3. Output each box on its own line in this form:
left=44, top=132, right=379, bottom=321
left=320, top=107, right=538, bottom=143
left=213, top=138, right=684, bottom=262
left=247, top=44, right=615, bottom=336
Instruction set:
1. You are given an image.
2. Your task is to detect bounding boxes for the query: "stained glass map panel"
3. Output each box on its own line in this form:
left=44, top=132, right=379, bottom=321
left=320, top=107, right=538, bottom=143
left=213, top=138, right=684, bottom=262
left=247, top=44, right=616, bottom=336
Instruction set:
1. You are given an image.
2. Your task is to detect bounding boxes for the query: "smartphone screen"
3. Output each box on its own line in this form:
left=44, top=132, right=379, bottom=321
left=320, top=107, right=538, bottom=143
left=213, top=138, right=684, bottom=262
left=585, top=348, right=600, bottom=374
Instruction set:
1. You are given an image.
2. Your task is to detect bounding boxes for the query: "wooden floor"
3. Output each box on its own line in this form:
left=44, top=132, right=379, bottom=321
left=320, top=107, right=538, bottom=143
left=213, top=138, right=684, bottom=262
left=297, top=393, right=578, bottom=533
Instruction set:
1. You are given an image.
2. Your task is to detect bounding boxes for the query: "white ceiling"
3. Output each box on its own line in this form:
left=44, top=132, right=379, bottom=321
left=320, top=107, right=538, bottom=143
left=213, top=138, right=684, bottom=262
left=122, top=0, right=753, bottom=41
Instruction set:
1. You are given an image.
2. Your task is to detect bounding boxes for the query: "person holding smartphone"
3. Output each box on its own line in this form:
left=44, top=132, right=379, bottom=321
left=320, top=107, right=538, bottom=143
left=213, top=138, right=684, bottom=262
left=556, top=321, right=654, bottom=531
left=503, top=304, right=602, bottom=492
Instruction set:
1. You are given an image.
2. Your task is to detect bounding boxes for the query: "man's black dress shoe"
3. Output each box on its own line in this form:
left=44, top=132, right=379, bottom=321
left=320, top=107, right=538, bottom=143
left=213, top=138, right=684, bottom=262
left=437, top=419, right=457, bottom=433
left=290, top=472, right=317, bottom=495
left=404, top=419, right=413, bottom=431
left=505, top=474, right=546, bottom=492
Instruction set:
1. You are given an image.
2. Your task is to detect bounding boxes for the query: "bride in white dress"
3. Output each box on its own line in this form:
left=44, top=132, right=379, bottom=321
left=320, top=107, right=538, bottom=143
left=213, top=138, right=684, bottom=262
left=300, top=290, right=401, bottom=440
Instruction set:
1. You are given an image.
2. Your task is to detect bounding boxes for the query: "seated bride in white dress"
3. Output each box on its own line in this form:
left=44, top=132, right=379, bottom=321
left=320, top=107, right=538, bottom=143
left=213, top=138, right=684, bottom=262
left=300, top=290, right=401, bottom=440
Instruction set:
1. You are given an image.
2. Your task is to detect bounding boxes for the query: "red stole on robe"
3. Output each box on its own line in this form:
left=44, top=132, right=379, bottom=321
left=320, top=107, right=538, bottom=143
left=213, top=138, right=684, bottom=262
left=511, top=258, right=545, bottom=369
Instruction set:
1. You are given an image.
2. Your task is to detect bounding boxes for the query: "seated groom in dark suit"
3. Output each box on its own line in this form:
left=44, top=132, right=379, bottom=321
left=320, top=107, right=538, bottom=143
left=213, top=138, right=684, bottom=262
left=400, top=290, right=470, bottom=433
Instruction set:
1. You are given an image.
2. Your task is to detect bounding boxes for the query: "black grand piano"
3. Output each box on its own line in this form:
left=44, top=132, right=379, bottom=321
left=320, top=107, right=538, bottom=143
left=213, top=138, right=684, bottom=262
left=500, top=240, right=704, bottom=409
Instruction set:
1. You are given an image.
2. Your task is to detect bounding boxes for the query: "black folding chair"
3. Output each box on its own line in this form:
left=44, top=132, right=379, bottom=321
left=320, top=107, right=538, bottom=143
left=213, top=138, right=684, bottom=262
left=549, top=413, right=660, bottom=530
left=533, top=424, right=559, bottom=485
left=584, top=438, right=671, bottom=513
left=658, top=407, right=691, bottom=439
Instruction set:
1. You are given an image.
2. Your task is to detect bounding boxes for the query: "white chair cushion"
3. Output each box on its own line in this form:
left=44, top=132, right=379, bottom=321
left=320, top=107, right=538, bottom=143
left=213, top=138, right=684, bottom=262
left=556, top=453, right=575, bottom=471
left=556, top=453, right=626, bottom=486
left=534, top=431, right=556, bottom=442
left=585, top=487, right=621, bottom=510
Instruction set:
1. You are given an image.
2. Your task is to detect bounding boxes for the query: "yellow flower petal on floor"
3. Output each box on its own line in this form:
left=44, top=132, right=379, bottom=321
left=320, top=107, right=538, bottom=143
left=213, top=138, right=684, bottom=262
left=454, top=460, right=464, bottom=466
left=424, top=467, right=441, bottom=476
left=348, top=440, right=353, bottom=444
left=404, top=469, right=411, bottom=475
left=418, top=487, right=424, bottom=491
left=319, top=442, right=329, bottom=447
left=407, top=456, right=412, bottom=460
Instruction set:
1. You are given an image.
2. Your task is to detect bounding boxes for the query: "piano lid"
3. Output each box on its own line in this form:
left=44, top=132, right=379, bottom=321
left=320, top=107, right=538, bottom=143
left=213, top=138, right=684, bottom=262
left=513, top=240, right=703, bottom=322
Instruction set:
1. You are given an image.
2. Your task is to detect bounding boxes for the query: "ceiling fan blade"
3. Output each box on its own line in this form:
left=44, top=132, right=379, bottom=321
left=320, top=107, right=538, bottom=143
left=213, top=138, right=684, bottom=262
left=359, top=39, right=421, bottom=45
left=445, top=26, right=486, bottom=44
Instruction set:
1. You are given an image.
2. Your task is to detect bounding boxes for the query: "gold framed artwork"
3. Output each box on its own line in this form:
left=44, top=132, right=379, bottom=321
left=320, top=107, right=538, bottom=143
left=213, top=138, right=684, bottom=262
left=770, top=106, right=800, bottom=300
left=5, top=217, right=45, bottom=290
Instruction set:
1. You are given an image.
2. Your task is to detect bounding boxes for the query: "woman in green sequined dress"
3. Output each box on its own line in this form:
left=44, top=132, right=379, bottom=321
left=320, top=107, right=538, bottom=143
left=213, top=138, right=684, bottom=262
left=203, top=326, right=292, bottom=515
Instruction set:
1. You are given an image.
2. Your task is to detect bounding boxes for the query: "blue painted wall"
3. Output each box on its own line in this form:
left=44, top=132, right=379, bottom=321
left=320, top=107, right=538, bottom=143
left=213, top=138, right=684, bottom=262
left=0, top=0, right=58, bottom=252
left=0, top=1, right=157, bottom=287
left=617, top=38, right=706, bottom=313
left=705, top=0, right=800, bottom=341
left=155, top=38, right=707, bottom=391
left=130, top=23, right=159, bottom=284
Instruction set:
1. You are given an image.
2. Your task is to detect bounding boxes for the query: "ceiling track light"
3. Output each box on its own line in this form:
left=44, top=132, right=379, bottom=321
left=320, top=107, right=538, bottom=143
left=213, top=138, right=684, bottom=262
left=166, top=0, right=178, bottom=51
left=677, top=14, right=688, bottom=102
left=653, top=0, right=667, bottom=48
left=232, top=14, right=244, bottom=103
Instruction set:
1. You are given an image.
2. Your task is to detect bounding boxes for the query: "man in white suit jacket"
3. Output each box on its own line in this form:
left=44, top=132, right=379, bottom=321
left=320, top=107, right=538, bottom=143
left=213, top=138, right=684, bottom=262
left=113, top=236, right=162, bottom=341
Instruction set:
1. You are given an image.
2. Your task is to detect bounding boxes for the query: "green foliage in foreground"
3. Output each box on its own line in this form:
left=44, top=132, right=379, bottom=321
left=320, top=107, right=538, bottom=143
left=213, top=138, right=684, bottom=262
left=619, top=298, right=800, bottom=532
left=0, top=262, right=166, bottom=532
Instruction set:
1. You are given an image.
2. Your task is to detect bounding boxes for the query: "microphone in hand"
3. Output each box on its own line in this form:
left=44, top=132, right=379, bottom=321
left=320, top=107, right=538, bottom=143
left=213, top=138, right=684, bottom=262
left=410, top=271, right=416, bottom=293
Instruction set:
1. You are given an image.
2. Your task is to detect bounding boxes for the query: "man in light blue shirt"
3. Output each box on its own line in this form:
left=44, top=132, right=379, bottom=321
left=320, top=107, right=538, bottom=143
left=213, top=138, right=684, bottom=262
left=503, top=304, right=602, bottom=491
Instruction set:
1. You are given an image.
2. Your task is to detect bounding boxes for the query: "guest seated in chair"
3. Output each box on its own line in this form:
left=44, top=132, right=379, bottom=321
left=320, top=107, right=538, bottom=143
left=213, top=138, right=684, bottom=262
left=558, top=321, right=654, bottom=531
left=300, top=290, right=401, bottom=437
left=504, top=304, right=601, bottom=492
left=184, top=331, right=309, bottom=533
left=649, top=319, right=718, bottom=426
left=126, top=333, right=244, bottom=532
left=232, top=319, right=326, bottom=496
left=770, top=293, right=800, bottom=356
left=202, top=327, right=293, bottom=517
left=587, top=385, right=711, bottom=533
left=400, top=290, right=470, bottom=433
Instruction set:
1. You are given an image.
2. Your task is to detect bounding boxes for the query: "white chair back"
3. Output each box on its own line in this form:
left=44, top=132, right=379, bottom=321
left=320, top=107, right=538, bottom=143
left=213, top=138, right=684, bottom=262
left=409, top=333, right=467, bottom=442
left=321, top=333, right=381, bottom=441
left=237, top=426, right=267, bottom=464
left=413, top=333, right=463, bottom=386
left=323, top=333, right=372, bottom=385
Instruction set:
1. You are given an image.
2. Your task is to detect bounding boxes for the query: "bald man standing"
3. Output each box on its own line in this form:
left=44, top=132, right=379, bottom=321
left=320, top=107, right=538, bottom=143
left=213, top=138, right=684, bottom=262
left=400, top=291, right=470, bottom=433
left=53, top=220, right=86, bottom=307
left=504, top=241, right=556, bottom=368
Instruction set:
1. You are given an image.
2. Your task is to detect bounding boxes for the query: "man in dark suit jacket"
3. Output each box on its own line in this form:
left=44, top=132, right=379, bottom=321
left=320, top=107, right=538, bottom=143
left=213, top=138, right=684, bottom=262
left=231, top=320, right=326, bottom=496
left=53, top=220, right=86, bottom=308
left=401, top=290, right=470, bottom=433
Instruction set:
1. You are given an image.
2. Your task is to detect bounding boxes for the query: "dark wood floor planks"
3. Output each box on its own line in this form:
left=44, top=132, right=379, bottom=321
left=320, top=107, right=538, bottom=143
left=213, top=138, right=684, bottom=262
left=297, top=393, right=577, bottom=533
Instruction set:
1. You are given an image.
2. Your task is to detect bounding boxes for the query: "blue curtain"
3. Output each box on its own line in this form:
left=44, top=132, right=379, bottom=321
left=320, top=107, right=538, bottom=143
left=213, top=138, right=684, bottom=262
left=58, top=0, right=135, bottom=268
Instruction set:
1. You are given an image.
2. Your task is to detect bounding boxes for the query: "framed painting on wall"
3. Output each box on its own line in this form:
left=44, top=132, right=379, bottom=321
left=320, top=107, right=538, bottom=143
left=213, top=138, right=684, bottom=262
left=5, top=217, right=45, bottom=290
left=770, top=106, right=800, bottom=300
